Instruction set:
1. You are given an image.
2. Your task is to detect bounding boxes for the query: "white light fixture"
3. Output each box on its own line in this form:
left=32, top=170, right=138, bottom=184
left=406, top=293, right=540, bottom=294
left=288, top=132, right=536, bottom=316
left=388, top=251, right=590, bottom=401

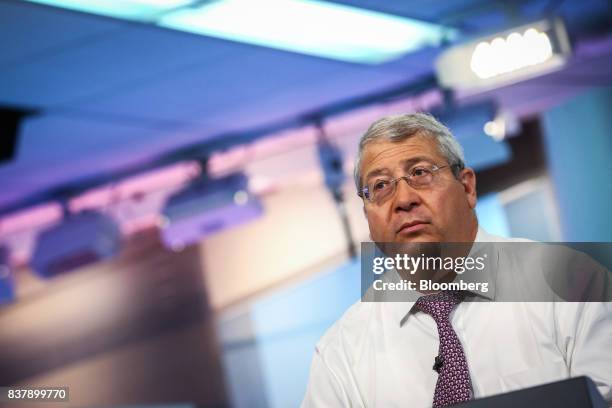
left=25, top=0, right=453, bottom=64
left=233, top=190, right=249, bottom=206
left=158, top=0, right=455, bottom=64
left=470, top=28, right=553, bottom=79
left=483, top=120, right=505, bottom=141
left=483, top=110, right=521, bottom=141
left=436, top=19, right=571, bottom=92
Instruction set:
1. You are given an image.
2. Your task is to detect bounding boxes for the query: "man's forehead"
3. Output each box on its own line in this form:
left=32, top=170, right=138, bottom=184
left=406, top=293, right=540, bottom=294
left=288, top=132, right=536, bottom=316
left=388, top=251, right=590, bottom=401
left=361, top=136, right=442, bottom=170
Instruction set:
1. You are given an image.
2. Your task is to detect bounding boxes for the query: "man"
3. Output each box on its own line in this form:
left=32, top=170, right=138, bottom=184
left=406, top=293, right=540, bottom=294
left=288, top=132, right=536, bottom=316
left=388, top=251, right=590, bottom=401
left=301, top=113, right=612, bottom=407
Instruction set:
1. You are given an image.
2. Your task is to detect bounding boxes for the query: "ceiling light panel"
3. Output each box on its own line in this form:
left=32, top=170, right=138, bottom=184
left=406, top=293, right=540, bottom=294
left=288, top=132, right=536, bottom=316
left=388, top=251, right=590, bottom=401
left=25, top=0, right=455, bottom=64
left=158, top=0, right=454, bottom=64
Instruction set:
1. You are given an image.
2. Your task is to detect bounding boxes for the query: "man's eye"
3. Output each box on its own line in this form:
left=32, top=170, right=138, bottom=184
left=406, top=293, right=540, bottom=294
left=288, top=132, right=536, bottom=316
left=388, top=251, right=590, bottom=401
left=411, top=167, right=431, bottom=177
left=372, top=180, right=390, bottom=191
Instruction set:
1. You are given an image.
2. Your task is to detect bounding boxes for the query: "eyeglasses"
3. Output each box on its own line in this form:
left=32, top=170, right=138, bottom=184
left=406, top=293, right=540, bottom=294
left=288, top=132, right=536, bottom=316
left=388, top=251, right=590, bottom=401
left=359, top=163, right=457, bottom=204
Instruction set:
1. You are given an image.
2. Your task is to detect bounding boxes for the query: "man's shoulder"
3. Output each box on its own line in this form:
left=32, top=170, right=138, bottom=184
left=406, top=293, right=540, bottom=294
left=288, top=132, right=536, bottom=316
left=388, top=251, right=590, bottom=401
left=476, top=227, right=534, bottom=243
left=316, top=299, right=376, bottom=355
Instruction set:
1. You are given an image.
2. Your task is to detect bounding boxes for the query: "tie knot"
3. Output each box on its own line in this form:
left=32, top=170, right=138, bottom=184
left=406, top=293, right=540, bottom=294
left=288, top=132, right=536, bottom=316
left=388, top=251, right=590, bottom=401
left=415, top=291, right=465, bottom=322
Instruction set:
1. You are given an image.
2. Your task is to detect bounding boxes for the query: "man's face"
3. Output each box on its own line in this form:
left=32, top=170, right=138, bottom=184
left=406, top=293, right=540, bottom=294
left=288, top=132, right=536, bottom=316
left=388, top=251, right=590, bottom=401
left=360, top=134, right=478, bottom=243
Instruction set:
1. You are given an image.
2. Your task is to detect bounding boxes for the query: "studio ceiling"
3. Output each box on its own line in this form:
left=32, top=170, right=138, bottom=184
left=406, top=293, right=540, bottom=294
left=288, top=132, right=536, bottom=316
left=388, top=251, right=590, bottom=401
left=1, top=0, right=611, bottom=213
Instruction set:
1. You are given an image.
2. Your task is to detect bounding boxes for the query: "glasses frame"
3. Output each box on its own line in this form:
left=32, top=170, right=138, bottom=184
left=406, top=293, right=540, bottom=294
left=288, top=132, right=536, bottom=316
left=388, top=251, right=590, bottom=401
left=358, top=163, right=462, bottom=204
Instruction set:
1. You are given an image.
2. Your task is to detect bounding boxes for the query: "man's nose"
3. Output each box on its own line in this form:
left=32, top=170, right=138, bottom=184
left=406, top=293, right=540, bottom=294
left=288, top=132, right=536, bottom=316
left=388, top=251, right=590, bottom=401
left=393, top=177, right=421, bottom=212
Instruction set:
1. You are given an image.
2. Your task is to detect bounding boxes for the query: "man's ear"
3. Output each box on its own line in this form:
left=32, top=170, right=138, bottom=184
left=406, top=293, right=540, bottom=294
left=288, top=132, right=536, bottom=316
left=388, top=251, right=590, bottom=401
left=459, top=167, right=477, bottom=209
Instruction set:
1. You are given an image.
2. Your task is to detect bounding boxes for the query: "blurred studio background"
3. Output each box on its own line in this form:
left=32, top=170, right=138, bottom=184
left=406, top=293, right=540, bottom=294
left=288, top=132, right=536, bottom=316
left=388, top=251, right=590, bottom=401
left=0, top=0, right=611, bottom=407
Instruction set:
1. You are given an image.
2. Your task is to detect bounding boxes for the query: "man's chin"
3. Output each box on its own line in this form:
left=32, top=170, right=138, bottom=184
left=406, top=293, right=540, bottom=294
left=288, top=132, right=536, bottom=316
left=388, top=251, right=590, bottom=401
left=394, top=231, right=443, bottom=243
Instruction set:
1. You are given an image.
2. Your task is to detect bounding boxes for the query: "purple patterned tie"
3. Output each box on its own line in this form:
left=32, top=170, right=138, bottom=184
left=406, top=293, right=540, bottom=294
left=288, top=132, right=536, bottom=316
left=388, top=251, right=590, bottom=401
left=415, top=291, right=472, bottom=407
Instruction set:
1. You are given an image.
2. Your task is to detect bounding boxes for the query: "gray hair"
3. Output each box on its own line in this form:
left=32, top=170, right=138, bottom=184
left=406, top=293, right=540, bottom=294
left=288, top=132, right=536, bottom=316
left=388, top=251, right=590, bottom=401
left=353, top=112, right=465, bottom=191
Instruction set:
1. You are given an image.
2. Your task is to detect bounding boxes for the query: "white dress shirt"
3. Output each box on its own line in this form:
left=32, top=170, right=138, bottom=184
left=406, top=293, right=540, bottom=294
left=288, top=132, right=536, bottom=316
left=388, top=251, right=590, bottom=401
left=301, top=228, right=612, bottom=407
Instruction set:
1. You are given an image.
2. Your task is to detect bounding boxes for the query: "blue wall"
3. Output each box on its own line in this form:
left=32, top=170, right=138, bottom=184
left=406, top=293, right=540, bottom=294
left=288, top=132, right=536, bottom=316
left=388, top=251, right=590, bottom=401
left=218, top=259, right=361, bottom=408
left=542, top=86, right=612, bottom=241
left=475, top=193, right=511, bottom=238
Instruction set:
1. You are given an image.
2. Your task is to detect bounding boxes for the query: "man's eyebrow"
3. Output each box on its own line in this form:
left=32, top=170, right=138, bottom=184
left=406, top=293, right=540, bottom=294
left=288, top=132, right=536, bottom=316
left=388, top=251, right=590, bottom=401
left=364, top=156, right=435, bottom=181
left=400, top=156, right=437, bottom=170
left=364, top=167, right=389, bottom=181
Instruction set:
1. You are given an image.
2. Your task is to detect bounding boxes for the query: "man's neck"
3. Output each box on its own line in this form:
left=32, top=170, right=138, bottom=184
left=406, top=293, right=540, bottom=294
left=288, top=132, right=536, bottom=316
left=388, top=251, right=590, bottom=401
left=396, top=219, right=479, bottom=294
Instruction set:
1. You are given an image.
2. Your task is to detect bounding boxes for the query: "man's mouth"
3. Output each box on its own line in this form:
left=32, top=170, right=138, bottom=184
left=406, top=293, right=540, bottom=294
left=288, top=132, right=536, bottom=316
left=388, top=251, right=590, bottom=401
left=396, top=221, right=429, bottom=234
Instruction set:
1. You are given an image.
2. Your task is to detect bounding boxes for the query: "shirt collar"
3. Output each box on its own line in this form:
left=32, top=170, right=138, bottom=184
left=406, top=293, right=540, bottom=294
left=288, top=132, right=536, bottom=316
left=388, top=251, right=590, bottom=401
left=383, top=226, right=500, bottom=327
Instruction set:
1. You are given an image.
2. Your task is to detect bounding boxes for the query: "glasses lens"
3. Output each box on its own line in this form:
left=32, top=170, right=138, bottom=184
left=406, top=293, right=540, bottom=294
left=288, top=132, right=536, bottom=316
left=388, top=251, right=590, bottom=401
left=369, top=179, right=393, bottom=203
left=366, top=166, right=440, bottom=203
left=409, top=167, right=434, bottom=187
left=362, top=187, right=370, bottom=201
